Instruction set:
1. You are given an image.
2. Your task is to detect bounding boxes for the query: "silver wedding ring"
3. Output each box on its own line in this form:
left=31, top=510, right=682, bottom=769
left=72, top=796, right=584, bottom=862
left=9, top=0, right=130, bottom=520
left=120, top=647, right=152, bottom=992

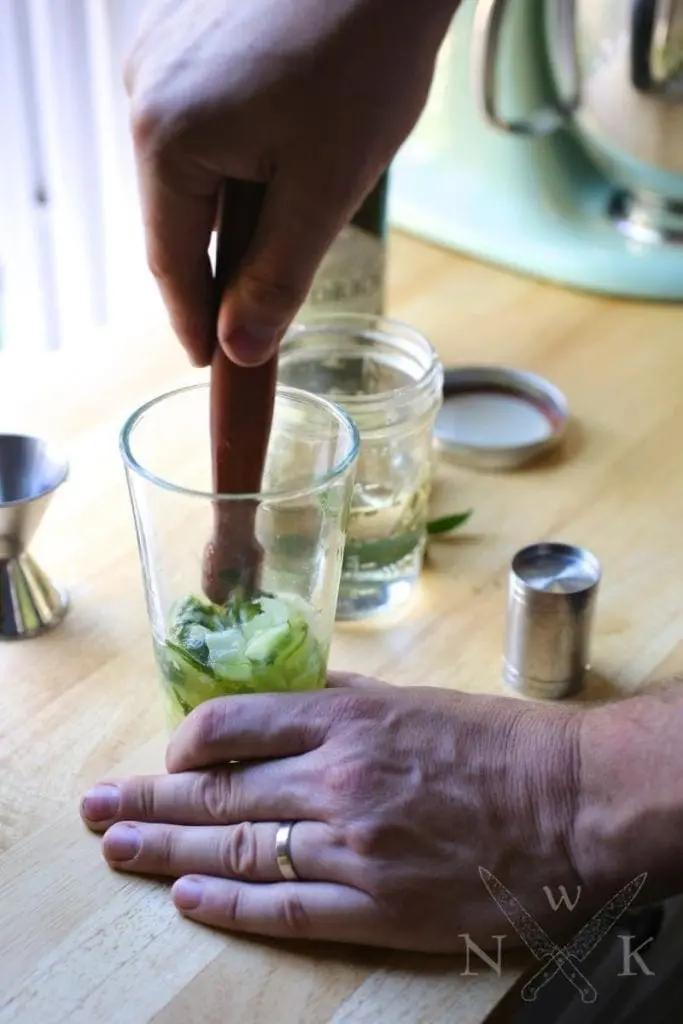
left=275, top=821, right=299, bottom=882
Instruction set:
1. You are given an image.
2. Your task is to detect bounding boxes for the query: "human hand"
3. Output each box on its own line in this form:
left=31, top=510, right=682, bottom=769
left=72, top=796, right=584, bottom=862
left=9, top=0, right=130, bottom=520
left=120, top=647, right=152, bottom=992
left=124, top=0, right=457, bottom=367
left=81, top=674, right=587, bottom=953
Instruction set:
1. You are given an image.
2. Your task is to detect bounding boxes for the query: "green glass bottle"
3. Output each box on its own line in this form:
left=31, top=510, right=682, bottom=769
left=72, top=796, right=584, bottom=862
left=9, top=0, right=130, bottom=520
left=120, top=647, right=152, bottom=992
left=300, top=170, right=389, bottom=316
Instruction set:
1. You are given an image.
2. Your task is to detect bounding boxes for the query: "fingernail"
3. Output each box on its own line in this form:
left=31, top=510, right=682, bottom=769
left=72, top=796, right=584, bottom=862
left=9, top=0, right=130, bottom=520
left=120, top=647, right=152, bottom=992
left=173, top=876, right=205, bottom=910
left=225, top=325, right=277, bottom=365
left=81, top=784, right=120, bottom=822
left=103, top=823, right=141, bottom=862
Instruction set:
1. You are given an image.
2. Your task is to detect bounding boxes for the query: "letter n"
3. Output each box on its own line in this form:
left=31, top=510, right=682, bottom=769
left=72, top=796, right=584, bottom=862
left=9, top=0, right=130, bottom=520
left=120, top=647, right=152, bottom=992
left=458, top=935, right=506, bottom=976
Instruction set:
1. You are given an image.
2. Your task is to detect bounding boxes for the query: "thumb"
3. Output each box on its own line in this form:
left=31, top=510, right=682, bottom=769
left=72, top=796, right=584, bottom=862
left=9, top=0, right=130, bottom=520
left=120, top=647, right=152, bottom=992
left=217, top=172, right=352, bottom=366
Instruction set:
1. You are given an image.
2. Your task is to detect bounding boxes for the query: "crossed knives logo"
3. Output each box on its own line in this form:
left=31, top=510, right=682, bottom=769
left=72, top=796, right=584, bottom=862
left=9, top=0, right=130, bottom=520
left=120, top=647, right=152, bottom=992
left=478, top=868, right=648, bottom=1003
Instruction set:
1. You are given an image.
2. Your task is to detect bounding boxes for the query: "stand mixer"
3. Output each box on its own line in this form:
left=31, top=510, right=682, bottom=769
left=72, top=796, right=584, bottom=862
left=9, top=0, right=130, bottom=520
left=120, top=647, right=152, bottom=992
left=389, top=0, right=683, bottom=300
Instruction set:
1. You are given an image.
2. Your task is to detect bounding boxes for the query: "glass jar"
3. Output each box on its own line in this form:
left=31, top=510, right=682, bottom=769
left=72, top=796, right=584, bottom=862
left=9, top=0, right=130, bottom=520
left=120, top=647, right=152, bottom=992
left=278, top=313, right=444, bottom=619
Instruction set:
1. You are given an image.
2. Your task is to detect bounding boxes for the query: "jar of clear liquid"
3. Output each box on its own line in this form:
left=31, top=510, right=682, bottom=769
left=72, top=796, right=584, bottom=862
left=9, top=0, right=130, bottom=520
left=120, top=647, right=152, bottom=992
left=278, top=313, right=444, bottom=619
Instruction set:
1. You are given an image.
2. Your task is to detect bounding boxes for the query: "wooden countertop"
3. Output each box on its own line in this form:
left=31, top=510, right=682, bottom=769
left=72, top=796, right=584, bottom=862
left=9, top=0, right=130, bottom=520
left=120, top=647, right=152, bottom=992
left=1, top=233, right=683, bottom=1023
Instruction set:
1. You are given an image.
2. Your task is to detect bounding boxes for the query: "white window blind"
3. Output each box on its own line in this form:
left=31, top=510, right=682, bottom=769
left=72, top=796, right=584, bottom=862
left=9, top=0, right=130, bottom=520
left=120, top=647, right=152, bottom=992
left=0, top=0, right=157, bottom=353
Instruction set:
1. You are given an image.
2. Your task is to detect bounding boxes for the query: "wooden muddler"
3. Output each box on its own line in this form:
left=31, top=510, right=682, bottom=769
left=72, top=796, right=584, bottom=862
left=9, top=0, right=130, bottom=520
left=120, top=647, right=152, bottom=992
left=202, top=179, right=277, bottom=604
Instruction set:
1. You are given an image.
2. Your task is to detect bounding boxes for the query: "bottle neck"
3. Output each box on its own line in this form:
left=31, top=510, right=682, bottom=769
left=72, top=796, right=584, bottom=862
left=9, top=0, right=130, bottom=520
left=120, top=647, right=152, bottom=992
left=350, top=170, right=390, bottom=239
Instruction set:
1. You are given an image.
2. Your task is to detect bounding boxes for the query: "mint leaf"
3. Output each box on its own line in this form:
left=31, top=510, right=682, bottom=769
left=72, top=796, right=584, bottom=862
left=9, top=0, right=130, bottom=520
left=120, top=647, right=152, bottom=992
left=342, top=532, right=421, bottom=571
left=426, top=510, right=473, bottom=535
left=166, top=638, right=216, bottom=677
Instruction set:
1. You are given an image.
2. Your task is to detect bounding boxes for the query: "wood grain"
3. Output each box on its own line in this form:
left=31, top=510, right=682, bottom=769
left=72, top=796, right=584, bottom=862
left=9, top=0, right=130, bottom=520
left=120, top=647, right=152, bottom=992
left=1, top=232, right=683, bottom=1022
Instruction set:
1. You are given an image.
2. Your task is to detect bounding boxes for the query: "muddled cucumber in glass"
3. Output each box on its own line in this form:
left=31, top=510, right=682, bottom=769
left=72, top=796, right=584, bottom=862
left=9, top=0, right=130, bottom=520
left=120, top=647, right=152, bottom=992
left=156, top=590, right=327, bottom=728
left=120, top=382, right=359, bottom=733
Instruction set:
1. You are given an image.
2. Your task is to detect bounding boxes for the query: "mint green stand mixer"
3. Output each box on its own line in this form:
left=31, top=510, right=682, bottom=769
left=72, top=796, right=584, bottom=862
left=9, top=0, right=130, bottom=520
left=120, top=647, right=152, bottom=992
left=390, top=0, right=683, bottom=301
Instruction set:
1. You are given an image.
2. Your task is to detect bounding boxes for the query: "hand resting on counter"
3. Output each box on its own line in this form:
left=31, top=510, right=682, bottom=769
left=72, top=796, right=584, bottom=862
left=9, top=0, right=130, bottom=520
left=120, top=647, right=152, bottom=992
left=80, top=674, right=683, bottom=952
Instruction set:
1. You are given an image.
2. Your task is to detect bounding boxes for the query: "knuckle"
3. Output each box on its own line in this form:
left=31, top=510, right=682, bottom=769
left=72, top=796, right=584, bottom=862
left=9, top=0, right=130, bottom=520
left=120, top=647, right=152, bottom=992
left=145, top=243, right=173, bottom=285
left=344, top=819, right=390, bottom=860
left=325, top=756, right=374, bottom=803
left=167, top=704, right=216, bottom=772
left=217, top=884, right=243, bottom=925
left=190, top=699, right=230, bottom=754
left=128, top=86, right=188, bottom=151
left=220, top=822, right=259, bottom=879
left=325, top=691, right=369, bottom=725
left=196, top=770, right=237, bottom=823
left=129, top=94, right=166, bottom=152
left=129, top=91, right=192, bottom=165
left=239, top=272, right=305, bottom=318
left=169, top=697, right=254, bottom=772
left=129, top=776, right=158, bottom=820
left=154, top=825, right=176, bottom=867
left=278, top=890, right=311, bottom=937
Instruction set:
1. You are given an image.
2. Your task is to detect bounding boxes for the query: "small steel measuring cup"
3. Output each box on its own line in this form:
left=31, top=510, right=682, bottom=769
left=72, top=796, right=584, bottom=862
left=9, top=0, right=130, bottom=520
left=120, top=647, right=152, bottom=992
left=503, top=541, right=601, bottom=700
left=0, top=433, right=68, bottom=639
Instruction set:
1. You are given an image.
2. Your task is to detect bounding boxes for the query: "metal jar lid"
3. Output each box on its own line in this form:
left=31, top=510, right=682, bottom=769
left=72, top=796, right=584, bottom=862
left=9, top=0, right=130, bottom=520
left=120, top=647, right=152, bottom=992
left=434, top=365, right=569, bottom=470
left=503, top=542, right=601, bottom=701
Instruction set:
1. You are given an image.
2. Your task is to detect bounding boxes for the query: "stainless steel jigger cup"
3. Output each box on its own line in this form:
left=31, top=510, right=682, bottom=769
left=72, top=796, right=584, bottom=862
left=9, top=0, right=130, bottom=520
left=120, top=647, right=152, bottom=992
left=0, top=434, right=69, bottom=639
left=503, top=542, right=601, bottom=700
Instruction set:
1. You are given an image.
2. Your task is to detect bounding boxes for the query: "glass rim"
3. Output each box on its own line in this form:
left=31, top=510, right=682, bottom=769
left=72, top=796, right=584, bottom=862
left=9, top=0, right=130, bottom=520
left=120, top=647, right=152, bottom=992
left=283, top=312, right=443, bottom=410
left=119, top=381, right=360, bottom=502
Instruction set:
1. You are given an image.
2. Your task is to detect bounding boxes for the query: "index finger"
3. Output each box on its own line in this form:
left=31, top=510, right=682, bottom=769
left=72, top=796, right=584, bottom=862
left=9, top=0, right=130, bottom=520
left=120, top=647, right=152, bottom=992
left=166, top=691, right=337, bottom=773
left=131, top=119, right=219, bottom=366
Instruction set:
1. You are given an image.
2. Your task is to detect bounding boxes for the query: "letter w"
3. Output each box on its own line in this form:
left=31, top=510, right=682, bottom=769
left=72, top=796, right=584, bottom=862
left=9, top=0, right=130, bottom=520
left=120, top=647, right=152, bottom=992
left=543, top=885, right=582, bottom=911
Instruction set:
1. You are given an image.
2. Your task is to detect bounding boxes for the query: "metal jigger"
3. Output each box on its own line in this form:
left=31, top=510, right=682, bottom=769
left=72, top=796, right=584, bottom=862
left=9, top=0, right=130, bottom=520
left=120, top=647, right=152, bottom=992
left=0, top=434, right=69, bottom=640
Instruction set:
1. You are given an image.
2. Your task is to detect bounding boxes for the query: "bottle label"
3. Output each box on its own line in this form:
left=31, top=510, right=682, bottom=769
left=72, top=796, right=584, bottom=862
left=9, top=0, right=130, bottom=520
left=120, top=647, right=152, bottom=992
left=301, top=225, right=385, bottom=315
